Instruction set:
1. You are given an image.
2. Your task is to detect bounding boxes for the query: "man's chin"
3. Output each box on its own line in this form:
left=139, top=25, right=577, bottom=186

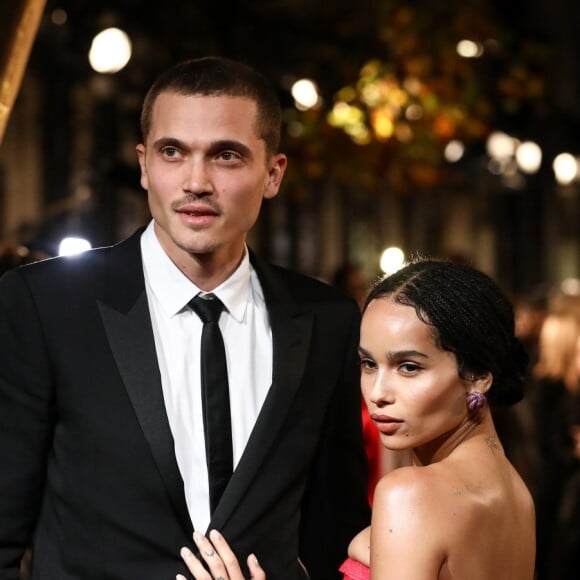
left=173, top=229, right=219, bottom=254
left=179, top=242, right=219, bottom=257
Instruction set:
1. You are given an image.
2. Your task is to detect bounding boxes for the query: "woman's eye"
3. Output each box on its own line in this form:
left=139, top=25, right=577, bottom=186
left=399, top=362, right=421, bottom=373
left=359, top=358, right=376, bottom=370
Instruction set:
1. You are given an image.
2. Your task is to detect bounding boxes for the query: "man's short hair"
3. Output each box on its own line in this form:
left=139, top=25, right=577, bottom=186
left=140, top=56, right=282, bottom=157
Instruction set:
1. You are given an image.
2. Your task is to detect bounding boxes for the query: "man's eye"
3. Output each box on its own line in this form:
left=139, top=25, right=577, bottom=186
left=161, top=147, right=179, bottom=158
left=219, top=151, right=240, bottom=161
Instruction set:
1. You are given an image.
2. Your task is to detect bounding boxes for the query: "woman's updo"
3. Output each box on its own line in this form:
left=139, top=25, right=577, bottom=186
left=363, top=259, right=529, bottom=406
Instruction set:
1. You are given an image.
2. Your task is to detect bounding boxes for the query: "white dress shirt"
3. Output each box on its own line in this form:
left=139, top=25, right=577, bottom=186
left=140, top=221, right=273, bottom=532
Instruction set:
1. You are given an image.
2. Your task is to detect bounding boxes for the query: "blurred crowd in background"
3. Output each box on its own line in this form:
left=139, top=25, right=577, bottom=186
left=512, top=287, right=580, bottom=579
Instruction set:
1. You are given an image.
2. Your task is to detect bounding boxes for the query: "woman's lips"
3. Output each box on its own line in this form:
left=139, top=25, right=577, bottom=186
left=370, top=413, right=403, bottom=435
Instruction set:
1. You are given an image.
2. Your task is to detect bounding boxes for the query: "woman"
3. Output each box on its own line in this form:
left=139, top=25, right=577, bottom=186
left=178, top=259, right=536, bottom=580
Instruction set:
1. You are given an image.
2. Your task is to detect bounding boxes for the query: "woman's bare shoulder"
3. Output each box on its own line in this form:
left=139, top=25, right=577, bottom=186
left=370, top=466, right=453, bottom=576
left=371, top=464, right=454, bottom=537
left=374, top=464, right=449, bottom=507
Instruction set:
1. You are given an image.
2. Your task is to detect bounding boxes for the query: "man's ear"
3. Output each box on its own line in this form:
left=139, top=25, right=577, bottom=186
left=136, top=144, right=148, bottom=191
left=263, top=153, right=287, bottom=199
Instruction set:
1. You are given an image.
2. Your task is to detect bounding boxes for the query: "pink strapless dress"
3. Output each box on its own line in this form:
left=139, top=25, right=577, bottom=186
left=339, top=557, right=370, bottom=580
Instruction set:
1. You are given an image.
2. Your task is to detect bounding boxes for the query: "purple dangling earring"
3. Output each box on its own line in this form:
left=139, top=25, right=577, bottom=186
left=466, top=391, right=487, bottom=411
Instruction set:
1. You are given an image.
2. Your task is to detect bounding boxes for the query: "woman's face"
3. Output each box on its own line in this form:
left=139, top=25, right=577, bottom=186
left=359, top=298, right=469, bottom=454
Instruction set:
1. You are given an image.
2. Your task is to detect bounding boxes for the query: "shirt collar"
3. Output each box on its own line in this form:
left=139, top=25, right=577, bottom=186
left=141, top=220, right=252, bottom=321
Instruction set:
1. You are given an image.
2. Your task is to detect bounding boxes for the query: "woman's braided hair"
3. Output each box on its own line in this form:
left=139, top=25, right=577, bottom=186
left=363, top=258, right=529, bottom=405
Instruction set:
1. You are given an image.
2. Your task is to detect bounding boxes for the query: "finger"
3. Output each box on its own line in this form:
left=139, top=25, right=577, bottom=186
left=208, top=530, right=245, bottom=579
left=192, top=531, right=229, bottom=579
left=247, top=553, right=266, bottom=580
left=180, top=546, right=212, bottom=579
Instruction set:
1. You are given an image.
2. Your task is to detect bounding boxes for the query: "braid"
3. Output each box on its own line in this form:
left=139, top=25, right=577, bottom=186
left=364, top=258, right=528, bottom=406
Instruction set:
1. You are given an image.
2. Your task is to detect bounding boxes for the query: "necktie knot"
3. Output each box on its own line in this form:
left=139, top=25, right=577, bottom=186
left=190, top=293, right=224, bottom=323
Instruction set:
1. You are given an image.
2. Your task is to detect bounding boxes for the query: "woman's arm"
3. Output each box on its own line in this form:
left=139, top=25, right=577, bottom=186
left=370, top=468, right=444, bottom=579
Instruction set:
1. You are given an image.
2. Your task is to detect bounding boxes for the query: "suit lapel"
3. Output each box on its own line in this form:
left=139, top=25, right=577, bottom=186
left=210, top=252, right=313, bottom=528
left=97, top=230, right=192, bottom=536
left=96, top=236, right=314, bottom=533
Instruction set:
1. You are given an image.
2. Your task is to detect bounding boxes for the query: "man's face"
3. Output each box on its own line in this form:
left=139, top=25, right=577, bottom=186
left=136, top=92, right=286, bottom=270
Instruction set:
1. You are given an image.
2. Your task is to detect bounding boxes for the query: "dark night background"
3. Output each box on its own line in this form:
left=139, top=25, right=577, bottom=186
left=1, top=0, right=579, bottom=296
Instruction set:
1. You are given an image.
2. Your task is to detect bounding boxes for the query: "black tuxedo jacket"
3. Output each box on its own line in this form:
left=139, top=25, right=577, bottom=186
left=0, top=229, right=370, bottom=579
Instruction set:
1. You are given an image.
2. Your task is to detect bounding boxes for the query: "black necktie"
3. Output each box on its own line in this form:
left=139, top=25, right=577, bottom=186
left=189, top=293, right=233, bottom=514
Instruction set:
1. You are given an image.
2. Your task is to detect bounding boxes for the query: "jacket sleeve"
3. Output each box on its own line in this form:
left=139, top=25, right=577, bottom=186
left=0, top=269, right=55, bottom=578
left=298, top=301, right=371, bottom=579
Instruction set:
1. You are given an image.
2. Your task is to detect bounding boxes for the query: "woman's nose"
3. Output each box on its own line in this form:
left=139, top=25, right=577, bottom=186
left=368, top=371, right=393, bottom=407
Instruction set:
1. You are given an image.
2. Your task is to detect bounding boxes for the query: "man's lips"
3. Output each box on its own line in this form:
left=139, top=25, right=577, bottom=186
left=176, top=205, right=218, bottom=216
left=176, top=206, right=220, bottom=225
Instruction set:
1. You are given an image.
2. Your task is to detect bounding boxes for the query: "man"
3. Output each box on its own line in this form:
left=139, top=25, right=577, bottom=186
left=0, top=57, right=370, bottom=579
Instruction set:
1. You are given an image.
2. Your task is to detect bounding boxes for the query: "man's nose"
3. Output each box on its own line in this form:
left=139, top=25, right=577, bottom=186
left=183, top=159, right=213, bottom=195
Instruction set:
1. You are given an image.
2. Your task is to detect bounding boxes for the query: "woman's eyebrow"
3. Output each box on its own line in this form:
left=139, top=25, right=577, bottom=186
left=357, top=347, right=429, bottom=360
left=387, top=350, right=429, bottom=362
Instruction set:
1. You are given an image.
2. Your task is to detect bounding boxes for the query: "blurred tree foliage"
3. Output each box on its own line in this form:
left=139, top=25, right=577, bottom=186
left=265, top=0, right=553, bottom=195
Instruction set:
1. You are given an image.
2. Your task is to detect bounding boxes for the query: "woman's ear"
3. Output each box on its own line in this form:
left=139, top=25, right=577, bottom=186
left=467, top=372, right=493, bottom=395
left=464, top=372, right=493, bottom=413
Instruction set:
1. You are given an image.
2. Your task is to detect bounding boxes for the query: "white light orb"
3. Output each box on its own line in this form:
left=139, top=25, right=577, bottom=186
left=59, top=237, right=92, bottom=256
left=553, top=153, right=578, bottom=185
left=89, top=27, right=132, bottom=74
left=515, top=141, right=542, bottom=174
left=486, top=131, right=515, bottom=160
left=380, top=246, right=405, bottom=275
left=291, top=79, right=320, bottom=110
left=456, top=39, right=484, bottom=58
left=444, top=140, right=465, bottom=163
